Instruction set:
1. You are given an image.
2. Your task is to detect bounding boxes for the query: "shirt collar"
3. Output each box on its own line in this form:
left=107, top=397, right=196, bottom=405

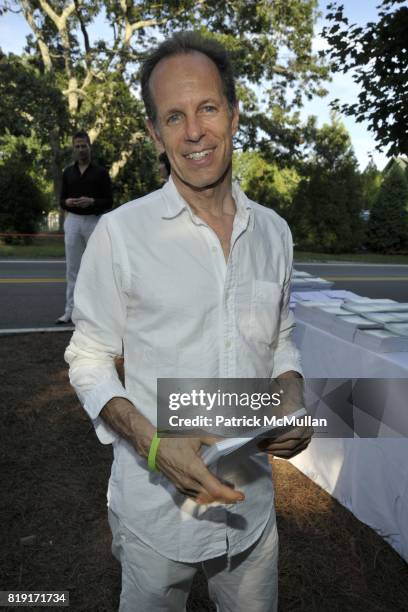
left=161, top=175, right=253, bottom=230
left=74, top=160, right=93, bottom=170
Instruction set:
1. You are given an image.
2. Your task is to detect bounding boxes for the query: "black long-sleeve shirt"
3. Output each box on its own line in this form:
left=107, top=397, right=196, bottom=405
left=60, top=161, right=113, bottom=216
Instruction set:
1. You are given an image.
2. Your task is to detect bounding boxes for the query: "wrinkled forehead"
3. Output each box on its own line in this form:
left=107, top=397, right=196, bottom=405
left=149, top=51, right=225, bottom=108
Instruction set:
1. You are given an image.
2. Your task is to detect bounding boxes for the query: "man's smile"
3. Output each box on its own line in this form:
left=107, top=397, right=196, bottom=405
left=184, top=147, right=215, bottom=160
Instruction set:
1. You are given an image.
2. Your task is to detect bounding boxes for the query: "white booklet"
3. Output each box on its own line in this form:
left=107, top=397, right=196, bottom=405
left=385, top=322, right=408, bottom=337
left=200, top=407, right=307, bottom=466
left=354, top=328, right=408, bottom=352
left=365, top=312, right=408, bottom=324
left=343, top=301, right=408, bottom=314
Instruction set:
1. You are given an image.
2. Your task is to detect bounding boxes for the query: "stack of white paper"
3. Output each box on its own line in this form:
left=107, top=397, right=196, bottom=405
left=354, top=328, right=408, bottom=352
left=291, top=291, right=335, bottom=303
left=364, top=312, right=408, bottom=324
left=294, top=292, right=408, bottom=352
left=385, top=323, right=408, bottom=337
left=321, top=290, right=364, bottom=301
left=295, top=301, right=335, bottom=324
left=317, top=304, right=351, bottom=323
left=329, top=314, right=383, bottom=342
left=342, top=300, right=406, bottom=315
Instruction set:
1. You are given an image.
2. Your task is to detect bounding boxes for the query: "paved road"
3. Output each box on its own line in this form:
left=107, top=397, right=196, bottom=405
left=1, top=259, right=408, bottom=330
left=295, top=262, right=408, bottom=303
left=0, top=260, right=66, bottom=329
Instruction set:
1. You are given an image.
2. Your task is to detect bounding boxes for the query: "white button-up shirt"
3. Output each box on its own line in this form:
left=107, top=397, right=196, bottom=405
left=65, top=177, right=302, bottom=562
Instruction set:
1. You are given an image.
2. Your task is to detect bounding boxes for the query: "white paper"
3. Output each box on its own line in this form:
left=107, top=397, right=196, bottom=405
left=200, top=407, right=307, bottom=466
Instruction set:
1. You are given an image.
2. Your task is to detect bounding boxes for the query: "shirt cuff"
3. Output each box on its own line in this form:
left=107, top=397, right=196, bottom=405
left=79, top=378, right=134, bottom=445
left=272, top=353, right=303, bottom=379
left=80, top=378, right=133, bottom=420
left=92, top=417, right=118, bottom=445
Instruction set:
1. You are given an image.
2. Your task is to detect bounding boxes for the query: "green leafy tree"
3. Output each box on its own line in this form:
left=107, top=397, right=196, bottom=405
left=0, top=144, right=47, bottom=239
left=233, top=151, right=300, bottom=217
left=360, top=159, right=382, bottom=211
left=0, top=0, right=329, bottom=216
left=291, top=116, right=363, bottom=253
left=367, top=164, right=408, bottom=253
left=322, top=0, right=408, bottom=156
left=0, top=52, right=69, bottom=209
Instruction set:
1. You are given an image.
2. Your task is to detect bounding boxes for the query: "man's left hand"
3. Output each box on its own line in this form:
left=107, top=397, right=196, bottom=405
left=257, top=425, right=313, bottom=459
left=76, top=196, right=94, bottom=208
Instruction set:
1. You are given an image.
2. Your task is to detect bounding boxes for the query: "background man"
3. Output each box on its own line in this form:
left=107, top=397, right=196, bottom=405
left=57, top=130, right=112, bottom=324
left=65, top=33, right=311, bottom=611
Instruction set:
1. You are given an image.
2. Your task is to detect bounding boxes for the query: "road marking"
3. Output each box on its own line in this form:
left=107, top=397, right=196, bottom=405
left=0, top=327, right=74, bottom=335
left=1, top=276, right=407, bottom=284
left=0, top=278, right=65, bottom=283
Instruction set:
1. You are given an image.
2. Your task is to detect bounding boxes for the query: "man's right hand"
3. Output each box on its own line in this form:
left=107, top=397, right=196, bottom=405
left=65, top=197, right=80, bottom=207
left=155, top=436, right=245, bottom=505
left=100, top=397, right=244, bottom=506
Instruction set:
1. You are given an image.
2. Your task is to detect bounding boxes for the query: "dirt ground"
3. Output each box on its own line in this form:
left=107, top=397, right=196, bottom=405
left=1, top=332, right=407, bottom=611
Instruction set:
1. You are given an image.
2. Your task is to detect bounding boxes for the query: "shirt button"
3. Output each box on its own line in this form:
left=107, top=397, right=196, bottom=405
left=211, top=246, right=217, bottom=253
left=225, top=340, right=231, bottom=349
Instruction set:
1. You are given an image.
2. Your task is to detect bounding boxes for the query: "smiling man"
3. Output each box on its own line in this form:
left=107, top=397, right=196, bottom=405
left=65, top=32, right=311, bottom=612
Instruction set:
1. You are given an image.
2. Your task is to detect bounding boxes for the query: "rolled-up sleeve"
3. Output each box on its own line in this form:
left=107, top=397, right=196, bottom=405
left=65, top=214, right=133, bottom=443
left=272, top=223, right=303, bottom=378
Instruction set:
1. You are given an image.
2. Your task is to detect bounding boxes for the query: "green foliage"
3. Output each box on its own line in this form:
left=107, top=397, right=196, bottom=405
left=109, top=140, right=163, bottom=206
left=0, top=146, right=47, bottom=240
left=233, top=151, right=300, bottom=217
left=0, top=51, right=69, bottom=140
left=89, top=93, right=161, bottom=205
left=360, top=159, right=382, bottom=211
left=1, top=132, right=53, bottom=209
left=367, top=165, right=408, bottom=253
left=0, top=0, right=329, bottom=206
left=323, top=0, right=408, bottom=156
left=291, top=117, right=364, bottom=253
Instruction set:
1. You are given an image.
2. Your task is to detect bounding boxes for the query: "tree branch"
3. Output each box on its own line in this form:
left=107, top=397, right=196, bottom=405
left=37, top=0, right=75, bottom=31
left=74, top=0, right=90, bottom=57
left=36, top=0, right=78, bottom=111
left=125, top=18, right=160, bottom=43
left=20, top=0, right=52, bottom=72
left=79, top=67, right=103, bottom=93
left=109, top=132, right=145, bottom=179
left=122, top=0, right=207, bottom=48
left=87, top=87, right=115, bottom=143
left=272, top=65, right=294, bottom=78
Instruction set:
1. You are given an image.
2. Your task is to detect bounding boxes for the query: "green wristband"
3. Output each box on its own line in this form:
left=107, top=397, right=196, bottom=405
left=147, top=432, right=161, bottom=472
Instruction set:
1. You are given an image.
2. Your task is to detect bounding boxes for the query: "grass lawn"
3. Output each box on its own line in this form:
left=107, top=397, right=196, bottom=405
left=1, top=332, right=407, bottom=611
left=1, top=238, right=408, bottom=264
left=294, top=250, right=408, bottom=264
left=0, top=236, right=65, bottom=258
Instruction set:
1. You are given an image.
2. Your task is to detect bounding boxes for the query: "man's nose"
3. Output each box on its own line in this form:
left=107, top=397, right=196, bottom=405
left=184, top=115, right=204, bottom=142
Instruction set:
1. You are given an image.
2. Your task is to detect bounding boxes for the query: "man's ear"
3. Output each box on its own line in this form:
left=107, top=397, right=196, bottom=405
left=146, top=119, right=165, bottom=154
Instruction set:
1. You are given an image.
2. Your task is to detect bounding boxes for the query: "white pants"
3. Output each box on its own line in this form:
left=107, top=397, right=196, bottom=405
left=108, top=509, right=279, bottom=612
left=63, top=213, right=100, bottom=318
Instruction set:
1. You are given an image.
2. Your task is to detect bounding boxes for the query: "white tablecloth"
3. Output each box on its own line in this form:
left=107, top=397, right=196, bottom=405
left=291, top=318, right=408, bottom=561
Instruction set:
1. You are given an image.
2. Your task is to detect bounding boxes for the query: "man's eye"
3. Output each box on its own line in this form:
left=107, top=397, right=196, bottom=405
left=167, top=113, right=181, bottom=124
left=202, top=106, right=216, bottom=113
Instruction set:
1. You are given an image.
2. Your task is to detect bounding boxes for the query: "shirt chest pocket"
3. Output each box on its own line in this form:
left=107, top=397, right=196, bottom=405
left=249, top=280, right=283, bottom=345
